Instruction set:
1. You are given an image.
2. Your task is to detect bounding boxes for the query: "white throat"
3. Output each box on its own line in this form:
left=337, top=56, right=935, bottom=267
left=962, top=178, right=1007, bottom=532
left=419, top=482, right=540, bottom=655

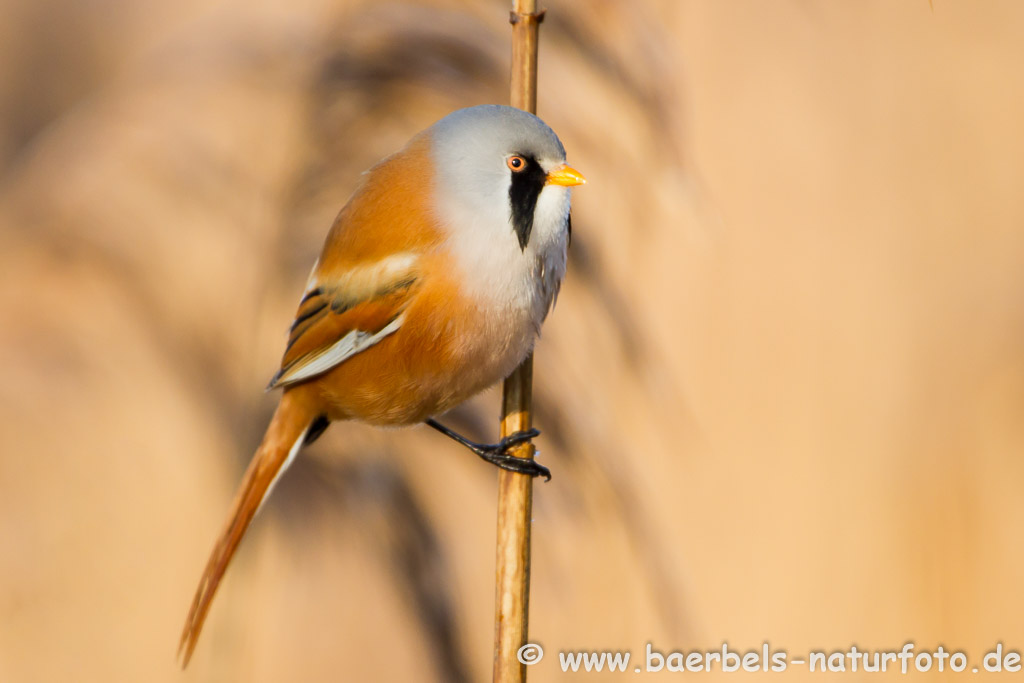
left=438, top=182, right=570, bottom=332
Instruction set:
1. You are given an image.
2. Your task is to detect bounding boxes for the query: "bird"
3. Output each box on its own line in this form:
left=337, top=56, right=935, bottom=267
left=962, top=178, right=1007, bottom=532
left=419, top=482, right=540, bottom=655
left=178, top=104, right=585, bottom=666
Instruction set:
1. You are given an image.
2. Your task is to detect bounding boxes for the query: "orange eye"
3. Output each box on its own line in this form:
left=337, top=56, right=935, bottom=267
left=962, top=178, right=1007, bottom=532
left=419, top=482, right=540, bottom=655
left=507, top=155, right=526, bottom=171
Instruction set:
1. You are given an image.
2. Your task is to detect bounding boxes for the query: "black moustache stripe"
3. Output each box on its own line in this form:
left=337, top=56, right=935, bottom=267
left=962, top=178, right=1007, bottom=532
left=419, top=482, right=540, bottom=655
left=508, top=155, right=548, bottom=250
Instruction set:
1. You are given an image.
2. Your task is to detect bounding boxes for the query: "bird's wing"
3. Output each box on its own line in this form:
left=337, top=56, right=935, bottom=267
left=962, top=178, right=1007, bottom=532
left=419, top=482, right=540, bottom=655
left=268, top=253, right=420, bottom=389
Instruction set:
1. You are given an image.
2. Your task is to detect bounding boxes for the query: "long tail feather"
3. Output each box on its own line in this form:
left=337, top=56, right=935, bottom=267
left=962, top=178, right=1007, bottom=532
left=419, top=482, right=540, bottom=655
left=178, top=391, right=316, bottom=667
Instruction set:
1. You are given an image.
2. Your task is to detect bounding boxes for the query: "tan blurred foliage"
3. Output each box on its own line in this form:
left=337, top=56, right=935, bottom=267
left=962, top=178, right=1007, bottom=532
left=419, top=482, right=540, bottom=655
left=2, top=0, right=1024, bottom=681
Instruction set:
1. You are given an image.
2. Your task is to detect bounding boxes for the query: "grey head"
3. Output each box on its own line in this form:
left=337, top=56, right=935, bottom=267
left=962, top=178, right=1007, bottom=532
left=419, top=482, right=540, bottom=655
left=428, top=104, right=573, bottom=251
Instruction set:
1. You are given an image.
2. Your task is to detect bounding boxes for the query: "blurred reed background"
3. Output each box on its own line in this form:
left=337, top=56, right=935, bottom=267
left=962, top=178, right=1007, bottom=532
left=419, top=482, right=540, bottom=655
left=2, top=1, right=1023, bottom=681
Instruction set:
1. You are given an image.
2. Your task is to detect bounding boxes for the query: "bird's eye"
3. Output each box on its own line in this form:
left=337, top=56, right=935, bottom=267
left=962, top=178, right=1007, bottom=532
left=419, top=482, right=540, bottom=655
left=507, top=155, right=526, bottom=172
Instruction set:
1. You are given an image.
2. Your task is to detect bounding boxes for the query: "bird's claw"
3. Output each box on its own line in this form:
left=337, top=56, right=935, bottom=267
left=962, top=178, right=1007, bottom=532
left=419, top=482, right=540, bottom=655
left=471, top=428, right=550, bottom=481
left=424, top=419, right=551, bottom=480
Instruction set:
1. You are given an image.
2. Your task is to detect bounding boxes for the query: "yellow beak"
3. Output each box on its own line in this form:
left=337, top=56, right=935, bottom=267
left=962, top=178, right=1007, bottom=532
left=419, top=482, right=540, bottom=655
left=545, top=164, right=587, bottom=187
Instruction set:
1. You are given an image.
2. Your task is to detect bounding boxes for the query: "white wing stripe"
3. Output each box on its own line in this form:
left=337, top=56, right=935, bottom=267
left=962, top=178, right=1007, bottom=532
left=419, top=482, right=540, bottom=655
left=274, top=313, right=404, bottom=386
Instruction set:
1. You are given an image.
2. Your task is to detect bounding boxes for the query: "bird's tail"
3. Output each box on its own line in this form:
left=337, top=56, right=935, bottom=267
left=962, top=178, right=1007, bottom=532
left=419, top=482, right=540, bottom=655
left=178, top=390, right=318, bottom=667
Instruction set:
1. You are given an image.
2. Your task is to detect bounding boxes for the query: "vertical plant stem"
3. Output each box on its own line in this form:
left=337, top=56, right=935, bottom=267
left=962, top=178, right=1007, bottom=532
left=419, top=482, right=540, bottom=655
left=494, top=3, right=544, bottom=682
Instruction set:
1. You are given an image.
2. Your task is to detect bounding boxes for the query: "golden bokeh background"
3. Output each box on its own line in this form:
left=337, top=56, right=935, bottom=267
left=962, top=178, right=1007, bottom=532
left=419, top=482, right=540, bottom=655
left=2, top=1, right=1023, bottom=681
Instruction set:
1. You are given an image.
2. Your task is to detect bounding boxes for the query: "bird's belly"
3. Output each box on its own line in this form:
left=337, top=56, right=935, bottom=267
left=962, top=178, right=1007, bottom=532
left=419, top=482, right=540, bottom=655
left=315, top=277, right=537, bottom=426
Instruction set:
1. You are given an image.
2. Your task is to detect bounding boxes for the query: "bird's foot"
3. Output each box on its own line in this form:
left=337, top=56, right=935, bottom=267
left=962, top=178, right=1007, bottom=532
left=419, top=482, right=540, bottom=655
left=425, top=419, right=551, bottom=480
left=469, top=429, right=550, bottom=480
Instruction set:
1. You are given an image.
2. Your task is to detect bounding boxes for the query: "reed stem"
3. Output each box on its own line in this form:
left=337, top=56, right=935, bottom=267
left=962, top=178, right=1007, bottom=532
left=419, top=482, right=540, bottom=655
left=494, top=3, right=545, bottom=681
